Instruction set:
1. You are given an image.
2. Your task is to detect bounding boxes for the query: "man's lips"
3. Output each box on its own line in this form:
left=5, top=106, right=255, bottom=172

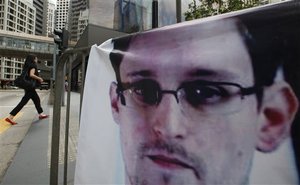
left=147, top=154, right=202, bottom=179
left=148, top=155, right=193, bottom=169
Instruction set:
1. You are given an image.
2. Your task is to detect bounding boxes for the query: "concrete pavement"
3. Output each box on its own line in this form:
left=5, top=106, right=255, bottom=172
left=0, top=89, right=80, bottom=184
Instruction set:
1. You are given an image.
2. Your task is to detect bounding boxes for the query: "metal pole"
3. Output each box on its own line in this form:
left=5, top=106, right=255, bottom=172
left=120, top=0, right=124, bottom=32
left=79, top=52, right=86, bottom=119
left=50, top=47, right=90, bottom=185
left=50, top=54, right=68, bottom=185
left=176, top=0, right=182, bottom=23
left=152, top=0, right=158, bottom=28
left=62, top=64, right=66, bottom=106
left=53, top=45, right=57, bottom=81
left=49, top=45, right=57, bottom=105
left=63, top=55, right=73, bottom=185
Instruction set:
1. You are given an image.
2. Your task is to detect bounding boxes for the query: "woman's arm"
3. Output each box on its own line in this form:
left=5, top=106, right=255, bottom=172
left=29, top=68, right=43, bottom=83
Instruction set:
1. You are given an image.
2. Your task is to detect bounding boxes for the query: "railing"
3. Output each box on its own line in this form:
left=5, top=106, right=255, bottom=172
left=50, top=47, right=90, bottom=185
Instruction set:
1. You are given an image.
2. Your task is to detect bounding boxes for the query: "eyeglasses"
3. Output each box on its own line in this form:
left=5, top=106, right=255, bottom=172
left=116, top=79, right=260, bottom=116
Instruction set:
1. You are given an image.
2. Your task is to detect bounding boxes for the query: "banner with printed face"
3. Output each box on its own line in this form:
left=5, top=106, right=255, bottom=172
left=75, top=1, right=300, bottom=184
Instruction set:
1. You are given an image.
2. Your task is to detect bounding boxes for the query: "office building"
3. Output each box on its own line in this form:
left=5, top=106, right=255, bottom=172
left=77, top=8, right=88, bottom=40
left=0, top=0, right=36, bottom=33
left=69, top=0, right=88, bottom=41
left=47, top=1, right=55, bottom=36
left=113, top=0, right=149, bottom=33
left=33, top=0, right=48, bottom=36
left=0, top=0, right=36, bottom=81
left=56, top=0, right=70, bottom=30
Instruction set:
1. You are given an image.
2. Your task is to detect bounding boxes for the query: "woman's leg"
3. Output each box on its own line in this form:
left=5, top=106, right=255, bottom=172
left=6, top=89, right=32, bottom=125
left=30, top=89, right=43, bottom=114
left=30, top=89, right=48, bottom=119
left=10, top=89, right=31, bottom=116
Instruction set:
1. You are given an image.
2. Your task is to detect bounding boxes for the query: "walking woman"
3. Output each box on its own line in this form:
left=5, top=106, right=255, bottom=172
left=5, top=54, right=49, bottom=125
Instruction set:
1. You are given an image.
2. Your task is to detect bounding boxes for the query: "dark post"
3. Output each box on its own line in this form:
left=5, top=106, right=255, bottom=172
left=62, top=28, right=69, bottom=49
left=53, top=28, right=69, bottom=55
left=152, top=0, right=158, bottom=28
left=48, top=44, right=57, bottom=105
left=54, top=28, right=63, bottom=52
left=176, top=0, right=182, bottom=23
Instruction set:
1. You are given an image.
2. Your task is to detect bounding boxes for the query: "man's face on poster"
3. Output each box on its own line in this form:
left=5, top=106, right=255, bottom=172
left=110, top=20, right=298, bottom=185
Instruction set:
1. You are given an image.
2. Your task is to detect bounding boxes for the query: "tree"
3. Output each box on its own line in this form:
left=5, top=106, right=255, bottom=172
left=184, top=0, right=264, bottom=21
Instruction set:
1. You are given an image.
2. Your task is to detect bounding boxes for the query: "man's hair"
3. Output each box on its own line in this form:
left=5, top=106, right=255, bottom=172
left=109, top=35, right=132, bottom=84
left=109, top=19, right=278, bottom=96
left=239, top=4, right=300, bottom=86
left=109, top=5, right=300, bottom=104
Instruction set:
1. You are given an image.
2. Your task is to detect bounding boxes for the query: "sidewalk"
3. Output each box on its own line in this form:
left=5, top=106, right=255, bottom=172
left=0, top=89, right=50, bottom=183
left=0, top=91, right=80, bottom=184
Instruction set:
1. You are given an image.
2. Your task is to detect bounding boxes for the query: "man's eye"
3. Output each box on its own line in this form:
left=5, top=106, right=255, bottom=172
left=185, top=86, right=229, bottom=107
left=133, top=88, right=145, bottom=96
left=127, top=79, right=161, bottom=105
left=132, top=87, right=158, bottom=105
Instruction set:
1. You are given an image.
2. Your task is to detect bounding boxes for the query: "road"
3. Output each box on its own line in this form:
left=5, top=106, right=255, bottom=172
left=0, top=89, right=80, bottom=184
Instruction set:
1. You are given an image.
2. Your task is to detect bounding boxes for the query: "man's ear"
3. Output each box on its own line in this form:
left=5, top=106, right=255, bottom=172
left=109, top=82, right=120, bottom=124
left=256, top=82, right=298, bottom=153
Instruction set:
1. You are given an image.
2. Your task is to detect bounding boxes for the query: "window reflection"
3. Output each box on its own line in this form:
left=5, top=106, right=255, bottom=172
left=0, top=36, right=54, bottom=53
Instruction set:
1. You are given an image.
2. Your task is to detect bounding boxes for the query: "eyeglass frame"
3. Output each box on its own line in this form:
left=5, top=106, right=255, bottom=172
left=115, top=79, right=262, bottom=108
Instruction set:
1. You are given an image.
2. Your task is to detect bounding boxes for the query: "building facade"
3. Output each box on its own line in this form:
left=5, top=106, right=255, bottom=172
left=0, top=0, right=36, bottom=34
left=0, top=0, right=36, bottom=82
left=47, top=1, right=55, bottom=36
left=56, top=0, right=70, bottom=30
left=69, top=0, right=88, bottom=41
left=77, top=8, right=88, bottom=40
left=33, top=0, right=48, bottom=36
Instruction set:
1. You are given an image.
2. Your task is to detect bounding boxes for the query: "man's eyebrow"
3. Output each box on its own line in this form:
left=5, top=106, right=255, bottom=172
left=187, top=68, right=239, bottom=79
left=126, top=69, right=239, bottom=79
left=126, top=70, right=153, bottom=78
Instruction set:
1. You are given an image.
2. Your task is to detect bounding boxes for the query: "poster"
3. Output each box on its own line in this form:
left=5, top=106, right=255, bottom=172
left=75, top=1, right=300, bottom=184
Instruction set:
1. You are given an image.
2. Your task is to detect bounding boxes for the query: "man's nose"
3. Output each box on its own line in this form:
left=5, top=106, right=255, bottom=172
left=152, top=94, right=188, bottom=140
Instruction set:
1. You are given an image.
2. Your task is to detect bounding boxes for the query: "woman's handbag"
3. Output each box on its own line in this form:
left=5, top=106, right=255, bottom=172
left=14, top=67, right=36, bottom=90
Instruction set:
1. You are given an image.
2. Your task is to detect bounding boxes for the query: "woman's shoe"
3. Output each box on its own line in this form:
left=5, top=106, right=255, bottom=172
left=5, top=118, right=17, bottom=125
left=39, top=114, right=49, bottom=120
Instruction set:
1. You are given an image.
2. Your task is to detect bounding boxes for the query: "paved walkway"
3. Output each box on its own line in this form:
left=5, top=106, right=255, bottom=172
left=0, top=90, right=80, bottom=184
